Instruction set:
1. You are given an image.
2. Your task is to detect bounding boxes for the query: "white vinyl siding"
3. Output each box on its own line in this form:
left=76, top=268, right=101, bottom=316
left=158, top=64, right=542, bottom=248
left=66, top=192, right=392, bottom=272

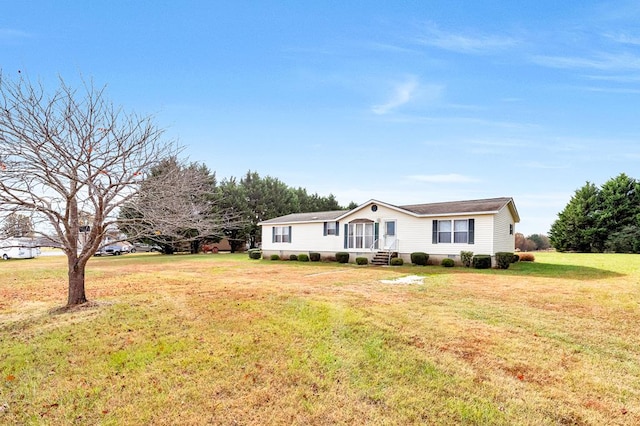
left=262, top=222, right=340, bottom=252
left=493, top=206, right=516, bottom=253
left=260, top=200, right=518, bottom=257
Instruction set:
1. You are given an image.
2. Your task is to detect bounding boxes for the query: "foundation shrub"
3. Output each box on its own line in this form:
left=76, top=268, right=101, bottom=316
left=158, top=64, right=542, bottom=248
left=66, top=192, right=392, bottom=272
left=390, top=257, right=404, bottom=266
left=309, top=252, right=321, bottom=262
left=289, top=254, right=298, bottom=261
left=472, top=254, right=491, bottom=269
left=512, top=254, right=520, bottom=263
left=355, top=257, right=368, bottom=265
left=248, top=249, right=262, bottom=260
left=460, top=251, right=473, bottom=267
left=441, top=258, right=455, bottom=267
left=297, top=253, right=310, bottom=262
left=270, top=254, right=280, bottom=261
left=410, top=252, right=429, bottom=266
left=335, top=252, right=350, bottom=264
left=495, top=252, right=514, bottom=269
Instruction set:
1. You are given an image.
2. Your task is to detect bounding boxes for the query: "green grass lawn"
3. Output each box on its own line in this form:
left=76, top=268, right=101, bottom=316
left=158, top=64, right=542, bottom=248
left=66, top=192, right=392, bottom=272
left=1, top=252, right=639, bottom=425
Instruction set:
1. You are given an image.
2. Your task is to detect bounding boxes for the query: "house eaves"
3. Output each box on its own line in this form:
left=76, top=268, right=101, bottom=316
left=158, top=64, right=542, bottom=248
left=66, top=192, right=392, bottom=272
left=399, top=197, right=520, bottom=222
left=259, top=197, right=520, bottom=225
left=258, top=210, right=348, bottom=226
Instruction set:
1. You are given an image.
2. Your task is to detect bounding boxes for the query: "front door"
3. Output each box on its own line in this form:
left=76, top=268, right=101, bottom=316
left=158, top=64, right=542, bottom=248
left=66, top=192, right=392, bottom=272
left=383, top=220, right=397, bottom=250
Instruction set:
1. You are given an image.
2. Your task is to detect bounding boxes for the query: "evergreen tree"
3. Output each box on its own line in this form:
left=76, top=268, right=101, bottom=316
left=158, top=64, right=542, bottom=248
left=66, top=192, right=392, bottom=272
left=549, top=182, right=600, bottom=252
left=550, top=174, right=640, bottom=253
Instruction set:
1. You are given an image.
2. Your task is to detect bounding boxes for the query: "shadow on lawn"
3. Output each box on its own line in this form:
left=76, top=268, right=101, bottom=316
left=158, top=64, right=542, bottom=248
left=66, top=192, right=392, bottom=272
left=499, top=261, right=625, bottom=280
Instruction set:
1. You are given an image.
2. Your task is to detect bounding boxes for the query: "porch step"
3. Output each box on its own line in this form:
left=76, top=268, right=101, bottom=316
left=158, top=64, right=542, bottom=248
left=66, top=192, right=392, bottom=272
left=371, top=251, right=392, bottom=266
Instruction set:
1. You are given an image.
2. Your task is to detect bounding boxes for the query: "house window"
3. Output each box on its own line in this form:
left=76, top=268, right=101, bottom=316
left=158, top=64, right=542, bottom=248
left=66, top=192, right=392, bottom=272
left=272, top=226, right=291, bottom=243
left=347, top=222, right=374, bottom=249
left=433, top=219, right=474, bottom=244
left=454, top=220, right=469, bottom=243
left=509, top=224, right=513, bottom=235
left=437, top=220, right=452, bottom=243
left=324, top=221, right=339, bottom=236
left=385, top=220, right=396, bottom=236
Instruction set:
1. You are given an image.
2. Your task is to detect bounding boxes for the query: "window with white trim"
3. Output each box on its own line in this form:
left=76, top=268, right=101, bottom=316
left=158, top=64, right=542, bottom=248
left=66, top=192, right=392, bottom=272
left=433, top=219, right=474, bottom=244
left=272, top=226, right=291, bottom=243
left=324, top=221, right=338, bottom=236
left=438, top=220, right=452, bottom=243
left=347, top=222, right=374, bottom=249
left=454, top=220, right=469, bottom=243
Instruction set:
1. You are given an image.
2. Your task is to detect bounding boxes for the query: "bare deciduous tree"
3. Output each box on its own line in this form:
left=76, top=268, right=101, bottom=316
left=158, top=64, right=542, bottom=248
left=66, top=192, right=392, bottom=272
left=0, top=212, right=34, bottom=238
left=0, top=73, right=179, bottom=306
left=119, top=158, right=235, bottom=253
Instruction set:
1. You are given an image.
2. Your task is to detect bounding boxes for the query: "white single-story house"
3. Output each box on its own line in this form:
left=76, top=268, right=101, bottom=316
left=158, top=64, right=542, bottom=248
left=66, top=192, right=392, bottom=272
left=258, top=197, right=519, bottom=265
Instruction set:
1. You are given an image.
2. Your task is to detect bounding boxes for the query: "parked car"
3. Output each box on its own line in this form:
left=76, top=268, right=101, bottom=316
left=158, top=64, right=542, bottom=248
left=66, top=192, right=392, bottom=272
left=133, top=243, right=162, bottom=253
left=94, top=243, right=130, bottom=256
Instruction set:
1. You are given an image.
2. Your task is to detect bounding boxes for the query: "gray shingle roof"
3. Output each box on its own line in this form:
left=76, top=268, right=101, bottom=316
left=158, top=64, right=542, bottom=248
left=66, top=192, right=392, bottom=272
left=398, top=197, right=514, bottom=216
left=259, top=210, right=348, bottom=225
left=259, top=197, right=518, bottom=225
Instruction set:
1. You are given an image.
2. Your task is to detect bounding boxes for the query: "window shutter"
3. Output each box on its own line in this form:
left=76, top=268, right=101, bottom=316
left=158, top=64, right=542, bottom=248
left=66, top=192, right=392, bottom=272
left=335, top=221, right=339, bottom=236
left=374, top=222, right=379, bottom=249
left=344, top=224, right=348, bottom=248
left=288, top=226, right=292, bottom=243
left=468, top=219, right=474, bottom=244
left=432, top=220, right=438, bottom=244
left=272, top=226, right=276, bottom=243
left=323, top=222, right=328, bottom=236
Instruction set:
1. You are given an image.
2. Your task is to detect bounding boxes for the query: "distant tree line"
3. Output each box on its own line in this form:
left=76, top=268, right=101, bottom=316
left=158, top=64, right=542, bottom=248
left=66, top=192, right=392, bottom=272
left=119, top=164, right=347, bottom=253
left=549, top=173, right=640, bottom=253
left=515, top=233, right=550, bottom=252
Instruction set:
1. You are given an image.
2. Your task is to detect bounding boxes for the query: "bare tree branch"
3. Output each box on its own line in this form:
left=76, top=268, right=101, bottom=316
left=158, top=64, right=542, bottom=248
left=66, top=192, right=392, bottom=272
left=0, top=72, right=179, bottom=306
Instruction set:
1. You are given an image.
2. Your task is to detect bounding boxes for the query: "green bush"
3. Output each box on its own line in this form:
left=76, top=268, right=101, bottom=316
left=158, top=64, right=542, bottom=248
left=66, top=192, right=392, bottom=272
left=309, top=252, right=321, bottom=262
left=512, top=254, right=520, bottom=263
left=390, top=257, right=404, bottom=266
left=495, top=252, right=513, bottom=269
left=355, top=257, right=368, bottom=265
left=410, top=252, right=429, bottom=266
left=270, top=254, right=280, bottom=261
left=460, top=251, right=473, bottom=267
left=336, top=252, right=350, bottom=264
left=248, top=249, right=262, bottom=260
left=298, top=253, right=310, bottom=262
left=441, top=258, right=455, bottom=267
left=289, top=254, right=298, bottom=261
left=472, top=255, right=491, bottom=269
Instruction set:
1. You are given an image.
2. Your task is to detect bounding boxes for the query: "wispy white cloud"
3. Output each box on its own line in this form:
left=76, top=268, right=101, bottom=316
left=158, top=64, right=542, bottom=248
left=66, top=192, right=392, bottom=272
left=523, top=161, right=571, bottom=170
left=580, top=85, right=640, bottom=94
left=0, top=28, right=32, bottom=41
left=584, top=74, right=640, bottom=83
left=365, top=42, right=421, bottom=54
left=405, top=173, right=480, bottom=183
left=371, top=77, right=428, bottom=115
left=604, top=32, right=640, bottom=45
left=417, top=23, right=518, bottom=54
left=468, top=138, right=528, bottom=148
left=531, top=52, right=640, bottom=71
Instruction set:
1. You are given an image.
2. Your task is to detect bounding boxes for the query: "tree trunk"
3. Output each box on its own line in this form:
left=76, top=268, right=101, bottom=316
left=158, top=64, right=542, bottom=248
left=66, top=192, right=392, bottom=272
left=67, top=257, right=87, bottom=306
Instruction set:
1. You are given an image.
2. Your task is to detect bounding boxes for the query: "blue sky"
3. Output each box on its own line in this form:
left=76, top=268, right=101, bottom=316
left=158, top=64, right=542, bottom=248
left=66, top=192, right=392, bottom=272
left=2, top=1, right=640, bottom=235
